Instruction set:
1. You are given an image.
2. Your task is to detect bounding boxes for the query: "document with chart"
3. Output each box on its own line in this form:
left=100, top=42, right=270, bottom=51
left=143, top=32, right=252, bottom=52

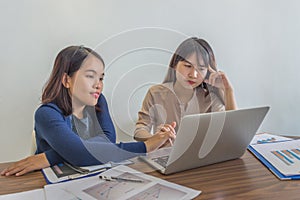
left=44, top=165, right=201, bottom=200
left=250, top=132, right=293, bottom=145
left=250, top=138, right=300, bottom=178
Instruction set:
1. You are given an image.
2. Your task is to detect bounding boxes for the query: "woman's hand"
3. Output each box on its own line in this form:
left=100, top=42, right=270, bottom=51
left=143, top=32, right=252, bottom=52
left=205, top=66, right=237, bottom=110
left=156, top=122, right=176, bottom=135
left=156, top=122, right=177, bottom=147
left=0, top=153, right=50, bottom=176
left=204, top=66, right=234, bottom=92
left=144, top=127, right=176, bottom=152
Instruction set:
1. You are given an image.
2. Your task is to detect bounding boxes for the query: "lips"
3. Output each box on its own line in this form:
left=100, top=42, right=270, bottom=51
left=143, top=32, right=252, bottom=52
left=91, top=92, right=100, bottom=99
left=187, top=80, right=196, bottom=85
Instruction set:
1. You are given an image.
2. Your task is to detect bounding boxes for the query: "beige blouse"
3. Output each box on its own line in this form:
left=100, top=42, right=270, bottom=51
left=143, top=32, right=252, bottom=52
left=134, top=82, right=225, bottom=140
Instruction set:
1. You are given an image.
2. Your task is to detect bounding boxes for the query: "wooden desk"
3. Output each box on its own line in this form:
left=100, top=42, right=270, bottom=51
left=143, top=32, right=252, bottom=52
left=0, top=162, right=46, bottom=195
left=1, top=150, right=300, bottom=199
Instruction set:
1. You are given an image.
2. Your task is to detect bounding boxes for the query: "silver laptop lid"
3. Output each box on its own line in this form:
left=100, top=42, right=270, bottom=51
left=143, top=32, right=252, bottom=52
left=164, top=106, right=270, bottom=174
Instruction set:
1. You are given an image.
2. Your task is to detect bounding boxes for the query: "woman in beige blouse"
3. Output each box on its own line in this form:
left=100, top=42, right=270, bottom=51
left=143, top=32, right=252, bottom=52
left=134, top=37, right=237, bottom=142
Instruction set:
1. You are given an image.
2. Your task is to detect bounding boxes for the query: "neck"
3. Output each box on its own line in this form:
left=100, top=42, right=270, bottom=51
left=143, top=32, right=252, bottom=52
left=173, top=81, right=195, bottom=104
left=72, top=103, right=85, bottom=119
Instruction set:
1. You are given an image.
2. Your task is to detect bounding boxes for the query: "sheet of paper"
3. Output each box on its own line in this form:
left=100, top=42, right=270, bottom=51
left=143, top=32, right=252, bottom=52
left=0, top=189, right=45, bottom=200
left=252, top=139, right=300, bottom=176
left=44, top=165, right=201, bottom=200
left=250, top=133, right=292, bottom=145
left=81, top=160, right=134, bottom=171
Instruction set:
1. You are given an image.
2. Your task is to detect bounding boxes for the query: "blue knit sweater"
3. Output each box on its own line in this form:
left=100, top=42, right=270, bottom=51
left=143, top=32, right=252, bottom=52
left=34, top=94, right=146, bottom=166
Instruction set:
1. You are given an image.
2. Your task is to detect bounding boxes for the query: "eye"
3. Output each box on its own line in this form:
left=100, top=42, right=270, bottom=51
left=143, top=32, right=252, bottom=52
left=99, top=77, right=104, bottom=81
left=184, top=64, right=192, bottom=68
left=86, top=75, right=94, bottom=79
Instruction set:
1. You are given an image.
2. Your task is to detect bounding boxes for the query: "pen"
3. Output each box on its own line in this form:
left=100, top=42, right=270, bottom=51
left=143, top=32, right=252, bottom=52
left=68, top=168, right=108, bottom=180
left=99, top=175, right=144, bottom=183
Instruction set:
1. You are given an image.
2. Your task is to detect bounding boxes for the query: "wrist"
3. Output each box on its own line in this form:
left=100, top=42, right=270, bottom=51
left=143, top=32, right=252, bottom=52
left=144, top=141, right=152, bottom=152
left=224, top=87, right=234, bottom=94
left=39, top=153, right=50, bottom=168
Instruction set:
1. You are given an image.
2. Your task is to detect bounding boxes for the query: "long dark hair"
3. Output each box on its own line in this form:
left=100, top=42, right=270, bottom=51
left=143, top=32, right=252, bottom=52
left=42, top=45, right=104, bottom=116
left=163, top=37, right=224, bottom=104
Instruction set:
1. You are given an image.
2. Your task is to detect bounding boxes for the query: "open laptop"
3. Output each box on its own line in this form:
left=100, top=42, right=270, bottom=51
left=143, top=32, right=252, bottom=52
left=139, top=106, right=270, bottom=175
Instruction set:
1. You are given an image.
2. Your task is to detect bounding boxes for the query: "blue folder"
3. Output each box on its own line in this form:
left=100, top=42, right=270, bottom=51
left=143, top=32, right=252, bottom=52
left=248, top=145, right=300, bottom=180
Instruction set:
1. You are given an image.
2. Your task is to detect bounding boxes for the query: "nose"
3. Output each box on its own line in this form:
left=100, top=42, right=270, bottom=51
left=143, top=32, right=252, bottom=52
left=95, top=80, right=102, bottom=90
left=188, top=68, right=198, bottom=78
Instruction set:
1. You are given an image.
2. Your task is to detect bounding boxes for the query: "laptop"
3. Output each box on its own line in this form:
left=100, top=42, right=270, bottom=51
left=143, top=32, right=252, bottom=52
left=139, top=106, right=270, bottom=175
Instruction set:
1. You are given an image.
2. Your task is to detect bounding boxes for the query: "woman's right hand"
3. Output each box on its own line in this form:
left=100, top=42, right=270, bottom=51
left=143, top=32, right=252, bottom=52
left=144, top=129, right=176, bottom=152
left=0, top=153, right=50, bottom=176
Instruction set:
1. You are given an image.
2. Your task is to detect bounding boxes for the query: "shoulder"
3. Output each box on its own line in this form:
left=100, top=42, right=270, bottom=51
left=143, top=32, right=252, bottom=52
left=142, top=83, right=176, bottom=104
left=96, top=94, right=109, bottom=110
left=148, top=82, right=174, bottom=95
left=98, top=94, right=107, bottom=102
left=35, top=102, right=66, bottom=121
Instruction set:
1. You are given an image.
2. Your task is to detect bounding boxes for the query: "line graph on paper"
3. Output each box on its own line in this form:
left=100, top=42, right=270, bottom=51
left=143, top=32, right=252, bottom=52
left=83, top=172, right=150, bottom=200
left=127, top=183, right=187, bottom=200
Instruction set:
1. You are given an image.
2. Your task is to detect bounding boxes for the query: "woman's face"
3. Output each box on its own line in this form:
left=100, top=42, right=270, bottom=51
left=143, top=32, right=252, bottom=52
left=175, top=53, right=207, bottom=89
left=67, top=55, right=104, bottom=108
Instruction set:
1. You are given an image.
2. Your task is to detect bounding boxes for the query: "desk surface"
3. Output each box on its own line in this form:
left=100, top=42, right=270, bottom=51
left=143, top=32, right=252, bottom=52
left=1, top=150, right=300, bottom=199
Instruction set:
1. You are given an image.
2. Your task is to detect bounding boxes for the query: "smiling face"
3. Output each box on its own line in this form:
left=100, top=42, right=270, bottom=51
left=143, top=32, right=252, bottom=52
left=175, top=53, right=208, bottom=89
left=65, top=54, right=104, bottom=110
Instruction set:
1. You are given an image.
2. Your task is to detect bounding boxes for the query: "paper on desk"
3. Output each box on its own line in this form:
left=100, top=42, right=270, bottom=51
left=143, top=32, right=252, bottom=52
left=80, top=159, right=134, bottom=171
left=44, top=165, right=201, bottom=200
left=252, top=139, right=300, bottom=176
left=0, top=189, right=45, bottom=200
left=42, top=159, right=134, bottom=184
left=250, top=133, right=292, bottom=145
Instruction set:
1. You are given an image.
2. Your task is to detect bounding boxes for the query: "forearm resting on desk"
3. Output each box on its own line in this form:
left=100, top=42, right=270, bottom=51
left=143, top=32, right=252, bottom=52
left=1, top=153, right=50, bottom=176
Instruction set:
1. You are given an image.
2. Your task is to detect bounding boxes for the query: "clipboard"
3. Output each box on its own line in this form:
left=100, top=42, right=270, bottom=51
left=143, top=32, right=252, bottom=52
left=41, top=163, right=110, bottom=184
left=42, top=160, right=134, bottom=184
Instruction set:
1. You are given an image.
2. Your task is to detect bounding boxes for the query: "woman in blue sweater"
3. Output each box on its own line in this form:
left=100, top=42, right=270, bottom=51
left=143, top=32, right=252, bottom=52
left=1, top=45, right=175, bottom=176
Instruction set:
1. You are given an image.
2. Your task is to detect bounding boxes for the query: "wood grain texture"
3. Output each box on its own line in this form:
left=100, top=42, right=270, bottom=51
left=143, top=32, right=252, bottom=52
left=0, top=163, right=46, bottom=195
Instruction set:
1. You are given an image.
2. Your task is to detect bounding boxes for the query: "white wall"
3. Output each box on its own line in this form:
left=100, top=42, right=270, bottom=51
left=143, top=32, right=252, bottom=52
left=1, top=0, right=299, bottom=162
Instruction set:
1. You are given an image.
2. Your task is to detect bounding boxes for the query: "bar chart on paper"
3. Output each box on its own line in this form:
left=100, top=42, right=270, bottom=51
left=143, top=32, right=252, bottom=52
left=250, top=133, right=292, bottom=145
left=271, top=149, right=300, bottom=166
left=252, top=140, right=300, bottom=176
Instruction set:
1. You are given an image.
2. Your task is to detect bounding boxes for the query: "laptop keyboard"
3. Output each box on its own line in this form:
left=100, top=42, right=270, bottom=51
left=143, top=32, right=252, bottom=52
left=152, top=155, right=169, bottom=168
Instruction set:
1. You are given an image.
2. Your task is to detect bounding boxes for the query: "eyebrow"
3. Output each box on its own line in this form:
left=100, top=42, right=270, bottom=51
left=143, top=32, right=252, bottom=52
left=183, top=60, right=193, bottom=66
left=183, top=59, right=206, bottom=68
left=85, top=69, right=105, bottom=76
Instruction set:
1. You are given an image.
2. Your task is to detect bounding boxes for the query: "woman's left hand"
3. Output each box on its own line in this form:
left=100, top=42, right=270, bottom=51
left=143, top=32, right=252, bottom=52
left=0, top=153, right=50, bottom=176
left=205, top=66, right=238, bottom=110
left=204, top=66, right=233, bottom=92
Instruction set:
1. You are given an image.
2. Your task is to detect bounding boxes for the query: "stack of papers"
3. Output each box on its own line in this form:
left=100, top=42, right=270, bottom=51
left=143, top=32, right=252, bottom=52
left=0, top=165, right=201, bottom=200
